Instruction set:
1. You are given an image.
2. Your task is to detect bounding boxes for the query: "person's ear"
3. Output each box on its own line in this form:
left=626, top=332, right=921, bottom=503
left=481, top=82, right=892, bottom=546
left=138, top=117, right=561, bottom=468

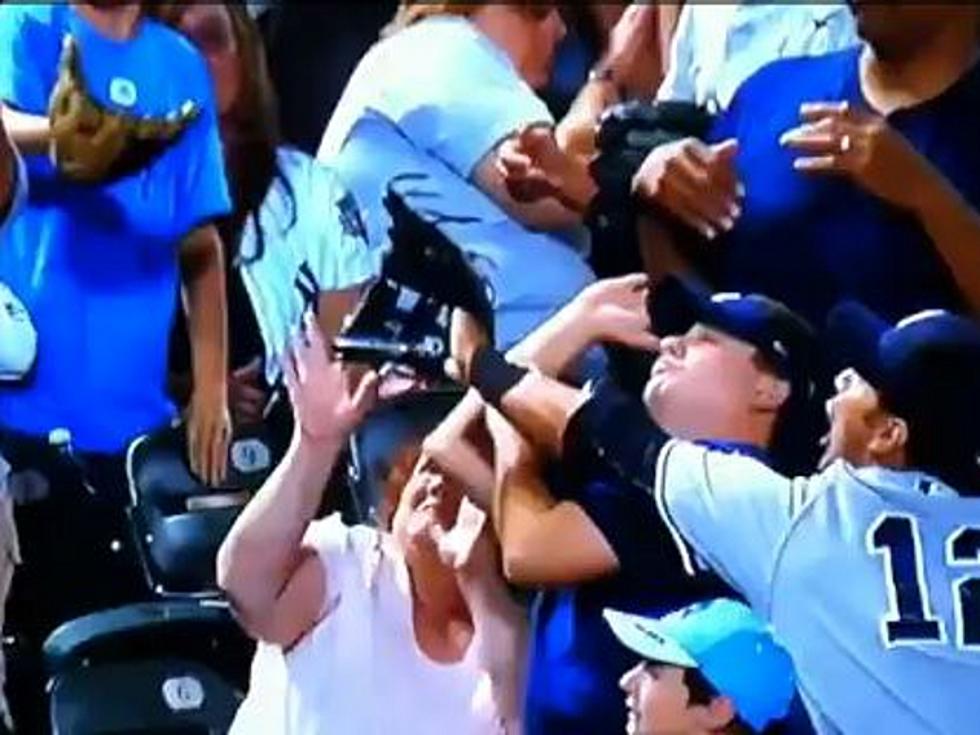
left=754, top=374, right=791, bottom=413
left=868, top=414, right=909, bottom=461
left=701, top=694, right=737, bottom=731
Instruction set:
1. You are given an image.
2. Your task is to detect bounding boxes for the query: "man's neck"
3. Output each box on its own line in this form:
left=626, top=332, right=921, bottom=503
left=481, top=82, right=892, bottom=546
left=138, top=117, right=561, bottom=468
left=672, top=412, right=772, bottom=455
left=861, top=23, right=979, bottom=115
left=73, top=3, right=143, bottom=42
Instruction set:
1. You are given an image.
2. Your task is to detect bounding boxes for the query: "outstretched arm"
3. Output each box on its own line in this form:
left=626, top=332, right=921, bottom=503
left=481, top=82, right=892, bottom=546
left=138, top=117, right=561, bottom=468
left=180, top=224, right=230, bottom=487
left=484, top=408, right=619, bottom=587
left=430, top=274, right=659, bottom=501
left=217, top=317, right=378, bottom=647
left=450, top=300, right=670, bottom=482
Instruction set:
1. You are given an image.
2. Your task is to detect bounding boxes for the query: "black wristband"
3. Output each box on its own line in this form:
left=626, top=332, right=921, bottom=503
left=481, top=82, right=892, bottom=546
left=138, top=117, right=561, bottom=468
left=469, top=346, right=528, bottom=409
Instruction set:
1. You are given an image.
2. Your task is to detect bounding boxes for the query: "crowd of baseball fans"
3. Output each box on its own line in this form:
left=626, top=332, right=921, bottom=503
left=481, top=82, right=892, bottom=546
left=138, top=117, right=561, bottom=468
left=0, top=2, right=978, bottom=734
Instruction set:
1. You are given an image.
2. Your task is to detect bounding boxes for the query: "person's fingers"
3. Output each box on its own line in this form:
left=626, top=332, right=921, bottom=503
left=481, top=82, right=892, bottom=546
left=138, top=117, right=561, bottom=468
left=709, top=138, right=739, bottom=161
left=658, top=185, right=719, bottom=239
left=232, top=390, right=265, bottom=419
left=197, top=425, right=211, bottom=485
left=497, top=154, right=531, bottom=181
left=781, top=132, right=841, bottom=156
left=289, top=334, right=308, bottom=385
left=232, top=356, right=263, bottom=381
left=444, top=357, right=463, bottom=383
left=799, top=100, right=850, bottom=124
left=210, top=421, right=229, bottom=486
left=303, top=310, right=326, bottom=356
left=521, top=126, right=556, bottom=159
left=513, top=176, right=561, bottom=204
left=662, top=165, right=736, bottom=235
left=186, top=418, right=200, bottom=478
left=231, top=402, right=262, bottom=427
left=352, top=370, right=380, bottom=414
left=281, top=350, right=300, bottom=397
left=793, top=155, right=844, bottom=173
left=780, top=117, right=840, bottom=149
left=607, top=272, right=650, bottom=293
left=233, top=379, right=267, bottom=404
left=678, top=163, right=738, bottom=227
left=619, top=330, right=662, bottom=353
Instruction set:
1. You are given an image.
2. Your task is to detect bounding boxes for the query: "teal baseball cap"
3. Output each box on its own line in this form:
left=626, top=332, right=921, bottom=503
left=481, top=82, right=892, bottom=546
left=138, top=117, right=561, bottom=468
left=604, top=599, right=796, bottom=732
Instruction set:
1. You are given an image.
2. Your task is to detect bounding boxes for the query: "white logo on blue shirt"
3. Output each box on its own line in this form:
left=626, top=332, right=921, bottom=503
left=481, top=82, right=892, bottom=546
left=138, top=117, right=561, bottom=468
left=109, top=77, right=138, bottom=107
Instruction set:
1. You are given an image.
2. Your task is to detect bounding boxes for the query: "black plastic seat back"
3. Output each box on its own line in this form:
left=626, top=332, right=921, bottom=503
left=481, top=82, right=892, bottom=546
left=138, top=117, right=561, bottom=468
left=348, top=388, right=462, bottom=527
left=49, top=657, right=243, bottom=734
left=127, top=424, right=281, bottom=594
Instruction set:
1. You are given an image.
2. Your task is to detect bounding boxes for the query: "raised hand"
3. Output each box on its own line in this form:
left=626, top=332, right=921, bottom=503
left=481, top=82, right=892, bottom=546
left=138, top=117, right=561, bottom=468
left=574, top=273, right=661, bottom=352
left=282, top=312, right=378, bottom=444
left=497, top=125, right=596, bottom=213
left=187, top=377, right=231, bottom=487
left=781, top=100, right=936, bottom=210
left=603, top=3, right=663, bottom=98
left=228, top=356, right=267, bottom=426
left=632, top=137, right=743, bottom=240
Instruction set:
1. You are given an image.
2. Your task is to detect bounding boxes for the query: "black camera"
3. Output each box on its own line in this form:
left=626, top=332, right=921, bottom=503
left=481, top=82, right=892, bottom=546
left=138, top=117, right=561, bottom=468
left=332, top=188, right=495, bottom=379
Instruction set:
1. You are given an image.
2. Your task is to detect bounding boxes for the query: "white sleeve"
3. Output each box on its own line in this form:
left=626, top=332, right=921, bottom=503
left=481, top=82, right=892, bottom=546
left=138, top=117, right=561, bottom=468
left=655, top=5, right=696, bottom=103
left=656, top=440, right=814, bottom=610
left=304, top=159, right=379, bottom=292
left=391, top=23, right=553, bottom=178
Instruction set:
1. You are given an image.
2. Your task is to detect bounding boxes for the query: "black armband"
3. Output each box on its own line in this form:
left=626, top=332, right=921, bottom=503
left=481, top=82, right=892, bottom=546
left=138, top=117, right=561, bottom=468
left=469, top=346, right=528, bottom=409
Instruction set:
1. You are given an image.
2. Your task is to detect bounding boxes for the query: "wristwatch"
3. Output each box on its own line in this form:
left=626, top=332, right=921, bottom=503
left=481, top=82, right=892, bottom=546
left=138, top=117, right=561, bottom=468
left=588, top=62, right=626, bottom=101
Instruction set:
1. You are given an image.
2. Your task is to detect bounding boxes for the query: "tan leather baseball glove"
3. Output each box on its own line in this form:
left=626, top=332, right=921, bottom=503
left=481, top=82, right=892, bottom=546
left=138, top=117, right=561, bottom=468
left=47, top=34, right=200, bottom=184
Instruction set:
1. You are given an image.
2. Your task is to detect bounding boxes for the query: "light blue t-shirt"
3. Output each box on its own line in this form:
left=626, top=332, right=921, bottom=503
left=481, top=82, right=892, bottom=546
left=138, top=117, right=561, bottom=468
left=0, top=4, right=231, bottom=453
left=319, top=16, right=594, bottom=349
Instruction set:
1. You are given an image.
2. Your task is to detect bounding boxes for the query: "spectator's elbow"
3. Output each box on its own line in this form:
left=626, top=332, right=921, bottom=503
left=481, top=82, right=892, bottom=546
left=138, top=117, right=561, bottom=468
left=499, top=529, right=544, bottom=587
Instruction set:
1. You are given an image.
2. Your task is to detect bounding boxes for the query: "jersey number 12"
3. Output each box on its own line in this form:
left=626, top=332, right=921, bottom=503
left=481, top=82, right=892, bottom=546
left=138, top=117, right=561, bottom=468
left=869, top=514, right=980, bottom=649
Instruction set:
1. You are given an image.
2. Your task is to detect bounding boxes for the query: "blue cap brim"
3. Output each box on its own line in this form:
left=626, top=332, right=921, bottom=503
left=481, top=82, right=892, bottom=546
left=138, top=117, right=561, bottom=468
left=825, top=301, right=891, bottom=388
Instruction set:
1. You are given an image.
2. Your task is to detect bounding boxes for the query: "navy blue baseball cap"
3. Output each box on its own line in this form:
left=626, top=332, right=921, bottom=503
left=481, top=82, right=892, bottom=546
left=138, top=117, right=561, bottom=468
left=650, top=275, right=818, bottom=400
left=826, top=302, right=980, bottom=491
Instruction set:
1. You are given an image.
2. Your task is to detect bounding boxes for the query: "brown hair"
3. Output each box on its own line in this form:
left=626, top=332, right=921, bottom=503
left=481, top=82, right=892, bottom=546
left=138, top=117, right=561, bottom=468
left=683, top=668, right=777, bottom=735
left=151, top=2, right=294, bottom=264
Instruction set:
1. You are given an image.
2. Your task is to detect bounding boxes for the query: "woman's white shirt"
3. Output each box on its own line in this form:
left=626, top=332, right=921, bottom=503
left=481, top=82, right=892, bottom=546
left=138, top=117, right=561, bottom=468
left=229, top=514, right=508, bottom=735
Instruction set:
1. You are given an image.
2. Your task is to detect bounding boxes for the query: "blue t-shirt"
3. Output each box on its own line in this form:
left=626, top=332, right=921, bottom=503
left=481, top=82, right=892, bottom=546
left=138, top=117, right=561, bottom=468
left=707, top=47, right=978, bottom=326
left=524, top=468, right=728, bottom=735
left=0, top=5, right=231, bottom=453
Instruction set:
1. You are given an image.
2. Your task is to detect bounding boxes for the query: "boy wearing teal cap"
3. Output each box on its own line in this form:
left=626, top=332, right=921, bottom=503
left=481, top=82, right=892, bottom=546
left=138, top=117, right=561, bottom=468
left=605, top=599, right=796, bottom=735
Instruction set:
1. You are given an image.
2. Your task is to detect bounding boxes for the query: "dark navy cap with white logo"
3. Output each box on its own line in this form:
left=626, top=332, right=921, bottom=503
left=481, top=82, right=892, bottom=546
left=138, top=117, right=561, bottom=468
left=650, top=275, right=818, bottom=400
left=826, top=301, right=980, bottom=492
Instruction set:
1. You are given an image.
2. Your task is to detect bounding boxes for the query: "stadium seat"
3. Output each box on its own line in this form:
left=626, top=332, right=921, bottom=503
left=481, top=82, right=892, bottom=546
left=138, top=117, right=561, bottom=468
left=49, top=657, right=242, bottom=734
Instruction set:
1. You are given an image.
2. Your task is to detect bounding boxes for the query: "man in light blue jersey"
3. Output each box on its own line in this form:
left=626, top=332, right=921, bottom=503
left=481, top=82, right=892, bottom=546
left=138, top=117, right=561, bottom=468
left=450, top=291, right=980, bottom=735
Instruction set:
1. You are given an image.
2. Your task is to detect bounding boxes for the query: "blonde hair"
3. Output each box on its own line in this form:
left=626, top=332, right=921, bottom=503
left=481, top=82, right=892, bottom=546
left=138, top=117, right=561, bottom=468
left=382, top=2, right=488, bottom=38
